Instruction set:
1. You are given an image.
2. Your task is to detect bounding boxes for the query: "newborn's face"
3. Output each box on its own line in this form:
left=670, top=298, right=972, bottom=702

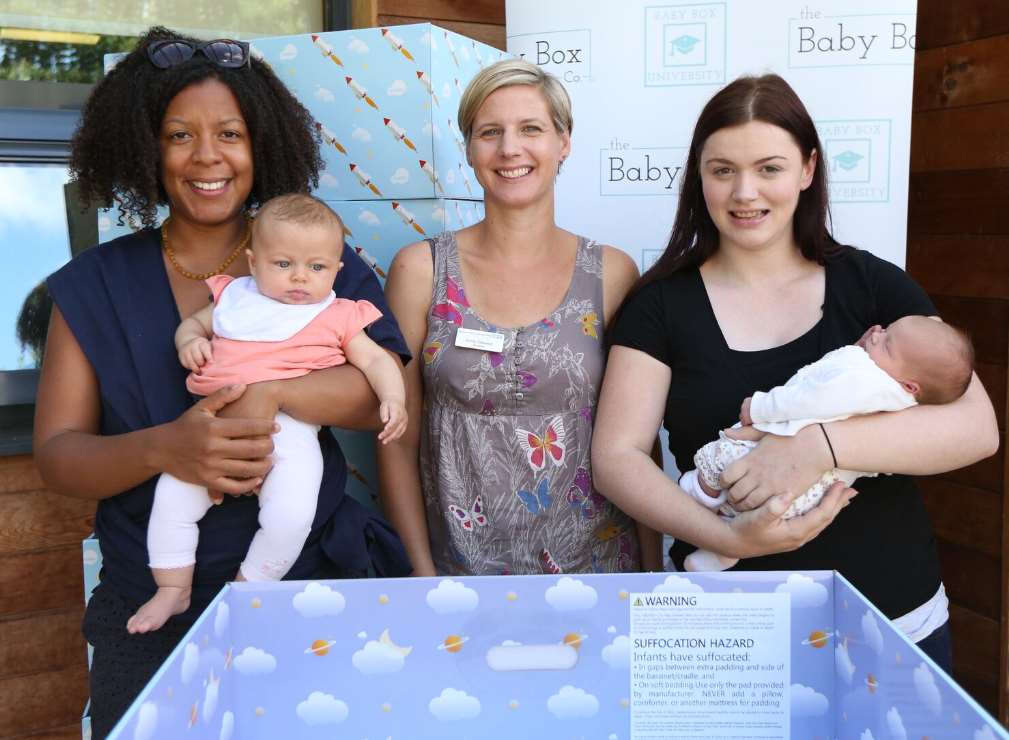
left=859, top=316, right=936, bottom=387
left=857, top=317, right=922, bottom=384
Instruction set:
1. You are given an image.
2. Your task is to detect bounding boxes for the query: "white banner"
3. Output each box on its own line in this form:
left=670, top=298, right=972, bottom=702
left=506, top=0, right=917, bottom=269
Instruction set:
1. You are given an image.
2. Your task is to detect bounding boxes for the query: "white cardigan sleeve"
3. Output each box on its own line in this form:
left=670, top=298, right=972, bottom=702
left=749, top=346, right=917, bottom=436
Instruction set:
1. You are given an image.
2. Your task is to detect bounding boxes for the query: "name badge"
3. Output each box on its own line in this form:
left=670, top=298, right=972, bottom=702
left=454, top=327, right=505, bottom=352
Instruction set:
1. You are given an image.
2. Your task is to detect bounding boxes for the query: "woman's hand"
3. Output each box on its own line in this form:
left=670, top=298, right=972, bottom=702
left=725, top=480, right=856, bottom=558
left=154, top=384, right=277, bottom=496
left=720, top=424, right=832, bottom=511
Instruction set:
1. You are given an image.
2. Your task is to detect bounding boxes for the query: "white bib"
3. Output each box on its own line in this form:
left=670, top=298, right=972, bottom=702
left=212, top=276, right=335, bottom=342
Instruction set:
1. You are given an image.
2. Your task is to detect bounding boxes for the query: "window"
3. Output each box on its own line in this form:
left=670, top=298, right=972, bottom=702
left=0, top=162, right=72, bottom=373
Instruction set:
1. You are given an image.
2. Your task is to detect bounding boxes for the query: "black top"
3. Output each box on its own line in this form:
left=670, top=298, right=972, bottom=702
left=48, top=229, right=412, bottom=622
left=610, top=247, right=940, bottom=619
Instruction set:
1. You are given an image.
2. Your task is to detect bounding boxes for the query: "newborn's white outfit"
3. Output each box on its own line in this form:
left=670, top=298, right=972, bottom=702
left=681, top=345, right=916, bottom=571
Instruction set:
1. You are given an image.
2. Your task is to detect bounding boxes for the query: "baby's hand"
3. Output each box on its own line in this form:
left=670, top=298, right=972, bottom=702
left=740, top=396, right=753, bottom=426
left=377, top=400, right=408, bottom=444
left=179, top=338, right=213, bottom=371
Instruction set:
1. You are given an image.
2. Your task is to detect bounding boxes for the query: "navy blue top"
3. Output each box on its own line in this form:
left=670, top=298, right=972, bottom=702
left=48, top=228, right=411, bottom=621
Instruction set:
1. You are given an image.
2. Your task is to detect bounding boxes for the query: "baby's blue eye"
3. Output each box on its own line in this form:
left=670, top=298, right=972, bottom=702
left=310, top=264, right=325, bottom=272
left=276, top=260, right=290, bottom=268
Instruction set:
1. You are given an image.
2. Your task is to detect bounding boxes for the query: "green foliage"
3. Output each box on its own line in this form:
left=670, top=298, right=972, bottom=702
left=0, top=35, right=136, bottom=83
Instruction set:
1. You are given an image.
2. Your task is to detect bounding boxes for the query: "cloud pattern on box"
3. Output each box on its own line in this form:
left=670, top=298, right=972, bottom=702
left=105, top=571, right=1007, bottom=739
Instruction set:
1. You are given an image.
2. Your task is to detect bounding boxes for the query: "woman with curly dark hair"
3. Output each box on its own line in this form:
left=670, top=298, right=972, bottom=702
left=33, top=27, right=410, bottom=736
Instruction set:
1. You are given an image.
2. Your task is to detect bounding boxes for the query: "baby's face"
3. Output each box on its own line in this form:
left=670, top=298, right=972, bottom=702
left=855, top=316, right=925, bottom=383
left=248, top=218, right=343, bottom=305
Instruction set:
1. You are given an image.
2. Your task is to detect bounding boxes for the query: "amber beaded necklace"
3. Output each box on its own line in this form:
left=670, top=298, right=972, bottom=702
left=161, top=216, right=252, bottom=280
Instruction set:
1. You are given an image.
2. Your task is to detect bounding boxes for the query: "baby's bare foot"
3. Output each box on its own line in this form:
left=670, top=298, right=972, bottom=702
left=127, top=586, right=191, bottom=634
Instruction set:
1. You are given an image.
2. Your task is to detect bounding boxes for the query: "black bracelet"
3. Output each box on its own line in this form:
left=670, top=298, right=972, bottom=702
left=819, top=423, right=838, bottom=468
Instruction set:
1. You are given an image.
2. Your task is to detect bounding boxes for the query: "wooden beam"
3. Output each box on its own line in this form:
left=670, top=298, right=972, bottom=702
left=377, top=0, right=505, bottom=24
left=351, top=0, right=378, bottom=29
left=0, top=662, right=89, bottom=738
left=911, top=102, right=1009, bottom=172
left=0, top=546, right=85, bottom=616
left=907, top=235, right=1009, bottom=301
left=929, top=295, right=1009, bottom=366
left=0, top=455, right=43, bottom=495
left=0, top=608, right=87, bottom=679
left=915, top=0, right=1009, bottom=50
left=937, top=539, right=1001, bottom=621
left=909, top=168, right=1009, bottom=236
left=920, top=479, right=1002, bottom=559
left=0, top=488, right=94, bottom=555
left=914, top=34, right=1009, bottom=111
left=950, top=603, right=1000, bottom=716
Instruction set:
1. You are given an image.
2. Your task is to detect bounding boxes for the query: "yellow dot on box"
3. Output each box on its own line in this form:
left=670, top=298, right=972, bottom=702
left=619, top=698, right=629, bottom=709
left=618, top=590, right=629, bottom=600
left=255, top=707, right=265, bottom=717
left=251, top=597, right=262, bottom=609
left=506, top=591, right=518, bottom=602
left=508, top=699, right=519, bottom=710
left=382, top=702, right=391, bottom=713
left=378, top=594, right=390, bottom=605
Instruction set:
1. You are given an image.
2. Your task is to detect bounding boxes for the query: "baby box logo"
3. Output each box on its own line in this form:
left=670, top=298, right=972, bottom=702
left=644, top=3, right=726, bottom=86
left=788, top=13, right=916, bottom=67
left=509, top=29, right=592, bottom=84
left=600, top=144, right=687, bottom=196
left=818, top=119, right=892, bottom=202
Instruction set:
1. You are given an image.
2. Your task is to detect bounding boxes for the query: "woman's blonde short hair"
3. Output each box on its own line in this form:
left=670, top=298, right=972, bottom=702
left=457, top=58, right=573, bottom=146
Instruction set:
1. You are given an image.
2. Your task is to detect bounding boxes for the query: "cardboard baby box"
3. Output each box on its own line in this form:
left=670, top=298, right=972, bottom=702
left=106, top=570, right=1008, bottom=739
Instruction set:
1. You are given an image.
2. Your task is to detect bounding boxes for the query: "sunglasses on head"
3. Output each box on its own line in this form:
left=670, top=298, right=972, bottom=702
left=146, top=38, right=250, bottom=69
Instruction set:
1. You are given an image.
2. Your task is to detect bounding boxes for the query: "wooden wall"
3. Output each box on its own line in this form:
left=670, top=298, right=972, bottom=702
left=906, top=0, right=1009, bottom=724
left=0, top=455, right=94, bottom=739
left=352, top=0, right=506, bottom=49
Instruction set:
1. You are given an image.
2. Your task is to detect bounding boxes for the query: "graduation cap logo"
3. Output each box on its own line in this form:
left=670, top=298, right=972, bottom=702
left=669, top=34, right=701, bottom=55
left=832, top=150, right=864, bottom=171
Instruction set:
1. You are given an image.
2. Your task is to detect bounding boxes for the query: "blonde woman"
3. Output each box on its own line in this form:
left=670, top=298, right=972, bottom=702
left=379, top=60, right=658, bottom=576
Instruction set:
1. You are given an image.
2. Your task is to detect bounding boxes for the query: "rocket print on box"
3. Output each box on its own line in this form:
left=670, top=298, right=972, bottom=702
left=251, top=25, right=508, bottom=201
